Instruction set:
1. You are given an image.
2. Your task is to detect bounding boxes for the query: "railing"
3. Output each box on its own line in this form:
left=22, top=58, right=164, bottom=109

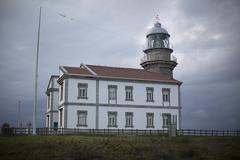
left=177, top=129, right=240, bottom=137
left=143, top=43, right=174, bottom=51
left=1, top=128, right=240, bottom=137
left=2, top=128, right=168, bottom=136
left=140, top=55, right=177, bottom=64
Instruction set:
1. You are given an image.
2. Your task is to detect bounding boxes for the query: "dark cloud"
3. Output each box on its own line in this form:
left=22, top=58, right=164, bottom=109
left=0, top=0, right=240, bottom=129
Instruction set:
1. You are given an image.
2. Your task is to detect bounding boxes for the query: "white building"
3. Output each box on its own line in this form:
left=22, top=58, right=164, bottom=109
left=46, top=19, right=182, bottom=130
left=46, top=75, right=59, bottom=128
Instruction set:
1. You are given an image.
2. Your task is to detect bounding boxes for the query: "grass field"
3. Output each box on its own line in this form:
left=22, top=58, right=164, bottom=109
left=0, top=135, right=239, bottom=160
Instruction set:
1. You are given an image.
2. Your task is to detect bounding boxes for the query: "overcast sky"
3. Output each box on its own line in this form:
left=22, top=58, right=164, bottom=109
left=0, top=0, right=240, bottom=129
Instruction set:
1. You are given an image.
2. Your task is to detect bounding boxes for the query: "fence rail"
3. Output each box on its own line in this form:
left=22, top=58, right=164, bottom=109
left=1, top=128, right=240, bottom=137
left=177, top=129, right=240, bottom=137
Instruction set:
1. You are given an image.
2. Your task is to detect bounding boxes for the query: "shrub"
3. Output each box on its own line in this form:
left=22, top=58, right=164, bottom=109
left=1, top=123, right=14, bottom=136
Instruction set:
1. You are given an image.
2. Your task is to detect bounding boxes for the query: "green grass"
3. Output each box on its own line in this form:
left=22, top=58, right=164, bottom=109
left=0, top=135, right=240, bottom=160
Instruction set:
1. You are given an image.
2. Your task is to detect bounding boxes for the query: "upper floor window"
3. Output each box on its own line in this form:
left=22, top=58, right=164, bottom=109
left=108, top=111, right=117, bottom=127
left=146, top=113, right=154, bottom=128
left=125, top=86, right=133, bottom=101
left=162, top=113, right=171, bottom=128
left=78, top=83, right=88, bottom=99
left=77, top=110, right=88, bottom=127
left=60, top=83, right=63, bottom=101
left=108, top=85, right=117, bottom=100
left=162, top=88, right=170, bottom=102
left=125, top=112, right=133, bottom=128
left=146, top=87, right=154, bottom=102
left=47, top=94, right=50, bottom=109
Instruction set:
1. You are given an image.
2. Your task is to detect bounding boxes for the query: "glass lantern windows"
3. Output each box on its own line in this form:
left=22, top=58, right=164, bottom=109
left=146, top=34, right=170, bottom=49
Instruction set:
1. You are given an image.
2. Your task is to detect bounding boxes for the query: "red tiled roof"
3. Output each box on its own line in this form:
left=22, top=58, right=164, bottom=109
left=62, top=65, right=181, bottom=84
left=63, top=66, right=92, bottom=75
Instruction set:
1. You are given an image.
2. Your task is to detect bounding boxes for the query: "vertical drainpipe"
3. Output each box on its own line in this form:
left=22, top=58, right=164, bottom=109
left=178, top=84, right=182, bottom=129
left=96, top=78, right=99, bottom=129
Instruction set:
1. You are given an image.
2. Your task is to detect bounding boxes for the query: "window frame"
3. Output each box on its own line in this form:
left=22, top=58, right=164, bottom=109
left=59, top=108, right=63, bottom=127
left=125, top=112, right=134, bottom=128
left=146, top=87, right=154, bottom=102
left=125, top=86, right=133, bottom=101
left=162, top=88, right=170, bottom=103
left=108, top=85, right=117, bottom=101
left=77, top=83, right=88, bottom=99
left=146, top=113, right=154, bottom=128
left=162, top=113, right=171, bottom=128
left=108, top=111, right=117, bottom=127
left=60, top=82, right=64, bottom=101
left=77, top=110, right=88, bottom=127
left=47, top=94, right=50, bottom=109
left=46, top=115, right=50, bottom=128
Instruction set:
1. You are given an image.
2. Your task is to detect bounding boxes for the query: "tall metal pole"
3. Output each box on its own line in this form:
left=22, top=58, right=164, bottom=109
left=33, top=6, right=42, bottom=135
left=18, top=100, right=21, bottom=128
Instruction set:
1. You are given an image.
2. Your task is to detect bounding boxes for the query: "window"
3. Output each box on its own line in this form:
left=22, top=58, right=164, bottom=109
left=108, top=85, right=117, bottom=100
left=147, top=34, right=170, bottom=49
left=60, top=83, right=63, bottom=101
left=47, top=94, right=50, bottom=109
left=46, top=115, right=50, bottom=128
left=162, top=88, right=170, bottom=102
left=162, top=113, right=171, bottom=128
left=77, top=111, right=87, bottom=127
left=59, top=108, right=63, bottom=127
left=146, top=113, right=154, bottom=128
left=146, top=87, right=154, bottom=102
left=125, top=112, right=133, bottom=128
left=125, top=86, right=133, bottom=101
left=108, top=112, right=117, bottom=127
left=78, top=83, right=88, bottom=99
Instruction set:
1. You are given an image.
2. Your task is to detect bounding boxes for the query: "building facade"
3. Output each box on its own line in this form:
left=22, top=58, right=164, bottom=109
left=46, top=19, right=182, bottom=130
left=46, top=75, right=59, bottom=128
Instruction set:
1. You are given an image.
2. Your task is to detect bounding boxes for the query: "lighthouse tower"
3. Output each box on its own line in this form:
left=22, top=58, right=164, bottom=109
left=140, top=16, right=177, bottom=78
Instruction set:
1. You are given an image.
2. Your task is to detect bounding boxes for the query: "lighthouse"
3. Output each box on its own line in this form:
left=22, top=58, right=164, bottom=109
left=140, top=16, right=177, bottom=78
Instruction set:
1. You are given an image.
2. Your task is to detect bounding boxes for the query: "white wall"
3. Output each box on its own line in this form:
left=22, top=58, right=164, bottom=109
left=67, top=105, right=96, bottom=128
left=98, top=106, right=179, bottom=130
left=67, top=79, right=96, bottom=103
left=53, top=77, right=59, bottom=88
left=64, top=77, right=181, bottom=129
left=52, top=91, right=59, bottom=111
left=46, top=76, right=59, bottom=128
left=52, top=112, right=58, bottom=127
left=99, top=80, right=179, bottom=106
left=59, top=79, right=67, bottom=104
left=58, top=106, right=65, bottom=128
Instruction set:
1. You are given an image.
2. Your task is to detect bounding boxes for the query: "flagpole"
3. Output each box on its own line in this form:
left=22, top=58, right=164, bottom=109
left=33, top=6, right=42, bottom=135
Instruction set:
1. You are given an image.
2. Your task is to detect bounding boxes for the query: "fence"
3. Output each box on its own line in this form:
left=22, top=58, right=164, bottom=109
left=9, top=128, right=168, bottom=136
left=1, top=128, right=240, bottom=137
left=177, top=129, right=240, bottom=137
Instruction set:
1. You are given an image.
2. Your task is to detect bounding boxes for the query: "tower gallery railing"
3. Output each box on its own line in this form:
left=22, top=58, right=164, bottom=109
left=140, top=55, right=177, bottom=64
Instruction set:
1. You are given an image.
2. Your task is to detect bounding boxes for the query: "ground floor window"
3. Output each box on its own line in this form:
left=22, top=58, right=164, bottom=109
left=125, top=112, right=133, bottom=128
left=77, top=110, right=88, bottom=127
left=146, top=113, right=154, bottom=128
left=108, top=112, right=117, bottom=127
left=162, top=113, right=171, bottom=128
left=59, top=108, right=63, bottom=127
left=46, top=115, right=50, bottom=128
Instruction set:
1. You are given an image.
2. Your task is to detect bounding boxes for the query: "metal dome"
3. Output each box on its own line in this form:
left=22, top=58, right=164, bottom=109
left=146, top=21, right=169, bottom=37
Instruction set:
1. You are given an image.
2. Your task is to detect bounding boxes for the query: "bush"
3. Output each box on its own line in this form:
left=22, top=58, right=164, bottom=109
left=1, top=123, right=14, bottom=136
